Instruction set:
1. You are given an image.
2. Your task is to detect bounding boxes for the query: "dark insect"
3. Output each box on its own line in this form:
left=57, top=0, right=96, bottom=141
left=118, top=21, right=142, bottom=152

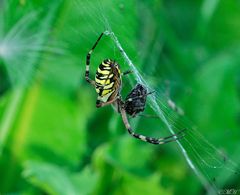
left=124, top=83, right=153, bottom=117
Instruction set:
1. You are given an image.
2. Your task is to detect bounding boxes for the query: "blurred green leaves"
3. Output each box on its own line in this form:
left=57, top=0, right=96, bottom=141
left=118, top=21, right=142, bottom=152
left=0, top=0, right=240, bottom=194
left=23, top=161, right=98, bottom=195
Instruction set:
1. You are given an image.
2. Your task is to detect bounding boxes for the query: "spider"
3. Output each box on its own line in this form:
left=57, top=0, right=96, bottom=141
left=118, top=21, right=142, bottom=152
left=85, top=32, right=186, bottom=145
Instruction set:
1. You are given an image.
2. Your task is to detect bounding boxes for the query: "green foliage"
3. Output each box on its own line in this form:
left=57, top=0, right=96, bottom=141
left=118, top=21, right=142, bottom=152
left=0, top=0, right=240, bottom=194
left=23, top=161, right=98, bottom=195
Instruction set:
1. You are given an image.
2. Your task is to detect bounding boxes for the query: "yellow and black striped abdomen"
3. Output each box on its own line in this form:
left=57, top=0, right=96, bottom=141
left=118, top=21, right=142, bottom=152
left=95, top=59, right=121, bottom=102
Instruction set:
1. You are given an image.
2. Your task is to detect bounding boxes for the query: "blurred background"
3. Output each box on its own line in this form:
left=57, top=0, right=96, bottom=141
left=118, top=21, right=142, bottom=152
left=0, top=0, right=240, bottom=194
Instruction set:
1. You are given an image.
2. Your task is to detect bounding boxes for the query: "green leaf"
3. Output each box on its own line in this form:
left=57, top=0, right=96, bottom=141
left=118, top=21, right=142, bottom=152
left=119, top=173, right=171, bottom=195
left=23, top=161, right=98, bottom=195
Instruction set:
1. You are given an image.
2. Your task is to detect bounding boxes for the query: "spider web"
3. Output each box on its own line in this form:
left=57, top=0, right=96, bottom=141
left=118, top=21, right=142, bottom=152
left=104, top=29, right=239, bottom=193
left=76, top=0, right=240, bottom=194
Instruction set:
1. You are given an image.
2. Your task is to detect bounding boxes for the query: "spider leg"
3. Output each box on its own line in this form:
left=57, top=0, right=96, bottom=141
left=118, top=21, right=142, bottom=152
left=122, top=70, right=133, bottom=76
left=96, top=97, right=118, bottom=108
left=85, top=32, right=104, bottom=86
left=127, top=91, right=155, bottom=102
left=147, top=90, right=155, bottom=96
left=120, top=108, right=186, bottom=145
left=137, top=114, right=159, bottom=118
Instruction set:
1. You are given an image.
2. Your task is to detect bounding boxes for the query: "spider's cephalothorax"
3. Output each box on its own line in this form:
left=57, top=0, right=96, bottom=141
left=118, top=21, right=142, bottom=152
left=124, top=84, right=148, bottom=117
left=85, top=32, right=186, bottom=145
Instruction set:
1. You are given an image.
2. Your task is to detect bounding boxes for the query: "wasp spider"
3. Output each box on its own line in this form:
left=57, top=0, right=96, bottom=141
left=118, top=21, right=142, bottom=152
left=85, top=32, right=185, bottom=145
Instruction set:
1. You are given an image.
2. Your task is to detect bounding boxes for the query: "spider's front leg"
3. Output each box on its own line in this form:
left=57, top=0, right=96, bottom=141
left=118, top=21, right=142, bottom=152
left=85, top=51, right=95, bottom=86
left=85, top=33, right=104, bottom=86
